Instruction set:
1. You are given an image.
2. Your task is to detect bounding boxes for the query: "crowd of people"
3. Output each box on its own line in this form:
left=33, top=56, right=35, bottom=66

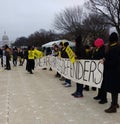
left=0, top=45, right=42, bottom=74
left=0, top=32, right=120, bottom=113
left=42, top=32, right=120, bottom=113
left=0, top=45, right=27, bottom=70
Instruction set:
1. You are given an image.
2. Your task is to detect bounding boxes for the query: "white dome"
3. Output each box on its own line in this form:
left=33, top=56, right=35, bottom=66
left=2, top=32, right=9, bottom=41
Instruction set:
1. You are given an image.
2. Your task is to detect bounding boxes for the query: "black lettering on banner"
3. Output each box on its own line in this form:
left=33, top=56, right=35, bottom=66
left=46, top=57, right=50, bottom=66
left=46, top=57, right=49, bottom=66
left=39, top=57, right=103, bottom=88
left=62, top=59, right=69, bottom=76
left=95, top=61, right=103, bottom=84
left=53, top=57, right=57, bottom=69
left=49, top=57, right=57, bottom=70
left=57, top=58, right=61, bottom=72
left=39, top=58, right=42, bottom=67
left=59, top=58, right=62, bottom=73
left=39, top=57, right=46, bottom=67
left=75, top=61, right=83, bottom=80
left=88, top=61, right=96, bottom=83
left=65, top=59, right=70, bottom=76
left=75, top=61, right=79, bottom=79
left=63, top=60, right=66, bottom=75
left=43, top=57, right=46, bottom=66
left=49, top=57, right=52, bottom=67
left=53, top=58, right=59, bottom=72
left=83, top=61, right=89, bottom=81
left=61, top=59, right=65, bottom=75
left=70, top=63, right=75, bottom=78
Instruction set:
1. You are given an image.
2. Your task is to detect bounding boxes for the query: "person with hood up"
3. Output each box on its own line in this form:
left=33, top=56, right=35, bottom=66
left=101, top=32, right=120, bottom=113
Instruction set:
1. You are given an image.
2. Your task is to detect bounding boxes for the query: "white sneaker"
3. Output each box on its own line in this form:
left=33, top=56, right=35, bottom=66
left=65, top=83, right=71, bottom=87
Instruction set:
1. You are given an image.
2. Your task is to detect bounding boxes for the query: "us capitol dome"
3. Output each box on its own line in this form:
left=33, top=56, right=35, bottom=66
left=0, top=32, right=9, bottom=47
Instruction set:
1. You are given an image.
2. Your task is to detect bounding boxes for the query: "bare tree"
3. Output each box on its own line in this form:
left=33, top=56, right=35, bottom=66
left=27, top=29, right=58, bottom=47
left=12, top=37, right=28, bottom=47
left=82, top=13, right=109, bottom=44
left=12, top=29, right=59, bottom=47
left=54, top=6, right=84, bottom=37
left=86, top=0, right=120, bottom=35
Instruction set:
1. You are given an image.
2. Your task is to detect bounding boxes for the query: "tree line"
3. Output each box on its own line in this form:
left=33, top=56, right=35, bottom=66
left=12, top=0, right=120, bottom=47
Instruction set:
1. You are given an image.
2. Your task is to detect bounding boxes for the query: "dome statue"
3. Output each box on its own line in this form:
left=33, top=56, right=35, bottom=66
left=2, top=32, right=9, bottom=41
left=0, top=32, right=9, bottom=47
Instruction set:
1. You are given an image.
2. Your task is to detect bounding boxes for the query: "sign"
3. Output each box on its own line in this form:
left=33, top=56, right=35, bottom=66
left=38, top=56, right=103, bottom=88
left=65, top=46, right=75, bottom=63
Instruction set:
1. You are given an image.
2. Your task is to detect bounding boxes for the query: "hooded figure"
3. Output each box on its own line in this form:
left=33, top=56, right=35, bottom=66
left=102, top=32, right=120, bottom=113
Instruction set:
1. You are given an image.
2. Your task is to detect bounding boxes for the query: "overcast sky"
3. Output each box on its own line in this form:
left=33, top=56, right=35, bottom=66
left=0, top=0, right=86, bottom=41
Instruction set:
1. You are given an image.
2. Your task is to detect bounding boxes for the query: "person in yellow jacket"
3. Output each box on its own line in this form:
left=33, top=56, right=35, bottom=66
left=26, top=46, right=43, bottom=74
left=26, top=46, right=35, bottom=74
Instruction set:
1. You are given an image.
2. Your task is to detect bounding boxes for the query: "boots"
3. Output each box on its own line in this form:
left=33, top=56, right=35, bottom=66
left=84, top=85, right=89, bottom=91
left=104, top=104, right=117, bottom=113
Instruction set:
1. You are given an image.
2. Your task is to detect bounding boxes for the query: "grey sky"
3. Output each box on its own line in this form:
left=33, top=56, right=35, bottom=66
left=0, top=0, right=86, bottom=41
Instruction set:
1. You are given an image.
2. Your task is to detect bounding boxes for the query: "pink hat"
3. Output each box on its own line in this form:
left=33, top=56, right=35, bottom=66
left=94, top=38, right=104, bottom=47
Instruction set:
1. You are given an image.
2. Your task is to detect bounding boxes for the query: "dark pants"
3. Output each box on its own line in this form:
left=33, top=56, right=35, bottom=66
left=111, top=93, right=118, bottom=105
left=13, top=58, right=17, bottom=66
left=76, top=83, right=83, bottom=95
left=26, top=59, right=35, bottom=73
left=97, top=88, right=107, bottom=101
left=1, top=57, right=3, bottom=67
left=6, top=57, right=11, bottom=70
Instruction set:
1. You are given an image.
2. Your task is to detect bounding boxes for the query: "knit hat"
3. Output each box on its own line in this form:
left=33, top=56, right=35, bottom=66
left=109, top=32, right=118, bottom=43
left=94, top=38, right=104, bottom=47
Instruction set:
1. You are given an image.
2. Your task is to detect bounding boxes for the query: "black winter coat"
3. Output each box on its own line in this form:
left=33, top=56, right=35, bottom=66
left=61, top=48, right=69, bottom=58
left=75, top=46, right=86, bottom=59
left=102, top=44, right=120, bottom=93
left=91, top=46, right=105, bottom=60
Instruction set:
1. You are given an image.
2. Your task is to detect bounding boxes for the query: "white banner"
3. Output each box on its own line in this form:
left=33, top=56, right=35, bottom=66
left=38, top=56, right=104, bottom=88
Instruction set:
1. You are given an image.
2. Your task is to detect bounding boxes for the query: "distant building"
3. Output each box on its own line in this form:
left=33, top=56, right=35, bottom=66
left=0, top=32, right=9, bottom=47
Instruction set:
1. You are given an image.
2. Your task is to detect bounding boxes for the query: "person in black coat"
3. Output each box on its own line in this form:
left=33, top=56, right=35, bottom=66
left=4, top=45, right=11, bottom=70
left=101, top=32, right=120, bottom=113
left=83, top=45, right=92, bottom=91
left=0, top=48, right=3, bottom=67
left=61, top=42, right=71, bottom=87
left=71, top=35, right=86, bottom=97
left=13, top=47, right=18, bottom=66
left=92, top=38, right=108, bottom=104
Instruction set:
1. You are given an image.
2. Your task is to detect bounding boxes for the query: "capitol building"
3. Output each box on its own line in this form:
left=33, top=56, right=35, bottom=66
left=0, top=32, right=10, bottom=47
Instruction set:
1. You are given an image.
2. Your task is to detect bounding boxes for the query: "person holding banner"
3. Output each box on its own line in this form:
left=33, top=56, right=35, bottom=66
left=92, top=38, right=108, bottom=104
left=59, top=42, right=65, bottom=81
left=17, top=48, right=24, bottom=66
left=12, top=47, right=18, bottom=66
left=53, top=44, right=61, bottom=77
left=101, top=32, right=120, bottom=113
left=83, top=45, right=92, bottom=91
left=61, top=42, right=72, bottom=87
left=71, top=35, right=86, bottom=97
